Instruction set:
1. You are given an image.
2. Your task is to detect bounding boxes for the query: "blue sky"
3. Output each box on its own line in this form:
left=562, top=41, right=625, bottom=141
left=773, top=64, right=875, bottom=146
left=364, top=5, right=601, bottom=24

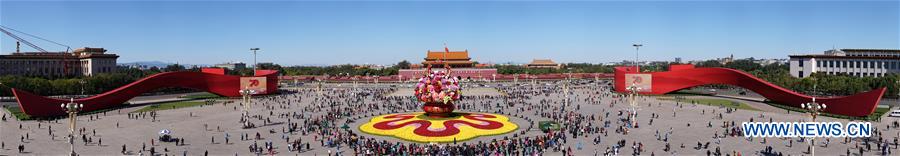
left=1, top=0, right=898, bottom=66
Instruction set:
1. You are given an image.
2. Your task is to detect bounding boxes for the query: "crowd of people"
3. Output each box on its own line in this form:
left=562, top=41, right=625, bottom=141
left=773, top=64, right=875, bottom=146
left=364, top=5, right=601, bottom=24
left=3, top=79, right=900, bottom=155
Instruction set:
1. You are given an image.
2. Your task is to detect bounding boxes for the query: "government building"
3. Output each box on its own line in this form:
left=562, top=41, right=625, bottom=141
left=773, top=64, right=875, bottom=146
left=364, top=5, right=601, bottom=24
left=214, top=62, right=247, bottom=70
left=0, top=47, right=119, bottom=77
left=789, top=48, right=900, bottom=78
left=525, top=59, right=563, bottom=69
left=398, top=49, right=497, bottom=81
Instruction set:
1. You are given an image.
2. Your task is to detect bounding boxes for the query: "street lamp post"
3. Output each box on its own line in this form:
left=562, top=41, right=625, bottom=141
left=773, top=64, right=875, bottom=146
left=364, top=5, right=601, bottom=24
left=239, top=88, right=257, bottom=128
left=60, top=98, right=83, bottom=156
left=353, top=77, right=358, bottom=89
left=532, top=75, right=537, bottom=94
left=625, top=83, right=642, bottom=128
left=564, top=70, right=572, bottom=106
left=514, top=74, right=518, bottom=84
left=800, top=79, right=826, bottom=156
left=492, top=74, right=496, bottom=83
left=321, top=74, right=329, bottom=95
left=632, top=44, right=643, bottom=71
left=249, top=48, right=260, bottom=75
left=78, top=80, right=86, bottom=97
left=801, top=97, right=826, bottom=156
left=316, top=79, right=323, bottom=96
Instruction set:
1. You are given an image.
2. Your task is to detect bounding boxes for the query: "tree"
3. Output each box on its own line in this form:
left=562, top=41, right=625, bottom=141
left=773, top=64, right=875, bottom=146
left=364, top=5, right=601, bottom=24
left=696, top=60, right=723, bottom=68
left=396, top=60, right=411, bottom=69
left=164, top=64, right=186, bottom=72
left=724, top=59, right=761, bottom=71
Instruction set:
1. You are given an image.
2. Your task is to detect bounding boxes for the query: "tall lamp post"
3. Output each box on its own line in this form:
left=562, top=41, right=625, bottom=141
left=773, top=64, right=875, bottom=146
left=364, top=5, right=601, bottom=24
left=801, top=79, right=826, bottom=156
left=321, top=74, right=328, bottom=95
left=352, top=76, right=358, bottom=89
left=801, top=97, right=826, bottom=156
left=492, top=74, right=496, bottom=83
left=249, top=48, right=260, bottom=75
left=514, top=74, right=518, bottom=84
left=317, top=79, right=323, bottom=95
left=61, top=98, right=83, bottom=156
left=78, top=80, right=86, bottom=97
left=632, top=44, right=643, bottom=71
left=564, top=69, right=572, bottom=106
left=239, top=88, right=257, bottom=128
left=625, top=83, right=642, bottom=127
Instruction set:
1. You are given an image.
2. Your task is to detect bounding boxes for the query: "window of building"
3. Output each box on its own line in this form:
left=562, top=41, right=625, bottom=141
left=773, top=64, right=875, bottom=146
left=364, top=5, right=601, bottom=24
left=798, top=71, right=803, bottom=78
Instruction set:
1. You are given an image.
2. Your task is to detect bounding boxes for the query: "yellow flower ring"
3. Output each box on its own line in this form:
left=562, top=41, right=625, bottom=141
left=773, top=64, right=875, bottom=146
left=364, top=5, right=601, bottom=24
left=359, top=112, right=518, bottom=143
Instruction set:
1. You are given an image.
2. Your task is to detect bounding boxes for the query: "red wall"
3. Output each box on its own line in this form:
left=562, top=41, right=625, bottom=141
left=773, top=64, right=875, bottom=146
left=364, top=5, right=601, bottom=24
left=614, top=65, right=885, bottom=117
left=12, top=70, right=279, bottom=117
left=201, top=68, right=226, bottom=75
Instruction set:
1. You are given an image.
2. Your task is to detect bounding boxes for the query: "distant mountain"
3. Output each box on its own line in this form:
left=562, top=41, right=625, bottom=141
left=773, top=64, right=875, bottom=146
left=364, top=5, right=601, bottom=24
left=118, top=61, right=172, bottom=68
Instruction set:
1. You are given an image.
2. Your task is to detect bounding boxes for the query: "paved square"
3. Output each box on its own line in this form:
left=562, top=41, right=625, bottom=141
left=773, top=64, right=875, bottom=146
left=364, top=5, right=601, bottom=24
left=1, top=81, right=899, bottom=156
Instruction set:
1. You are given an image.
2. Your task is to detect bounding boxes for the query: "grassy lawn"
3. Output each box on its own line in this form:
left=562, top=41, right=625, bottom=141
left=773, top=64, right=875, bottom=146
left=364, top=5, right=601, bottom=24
left=181, top=92, right=222, bottom=99
left=765, top=102, right=891, bottom=121
left=871, top=107, right=892, bottom=121
left=539, top=121, right=561, bottom=132
left=657, top=96, right=760, bottom=111
left=133, top=101, right=207, bottom=113
left=2, top=106, right=31, bottom=120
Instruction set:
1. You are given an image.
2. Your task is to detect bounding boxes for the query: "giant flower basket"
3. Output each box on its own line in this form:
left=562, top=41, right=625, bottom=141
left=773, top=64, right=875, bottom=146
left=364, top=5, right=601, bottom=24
left=414, top=65, right=461, bottom=117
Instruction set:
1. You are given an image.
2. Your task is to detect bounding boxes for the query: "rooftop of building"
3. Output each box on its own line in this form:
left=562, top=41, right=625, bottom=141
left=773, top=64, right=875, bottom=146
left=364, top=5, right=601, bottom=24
left=527, top=59, right=559, bottom=65
left=73, top=47, right=108, bottom=53
left=788, top=54, right=900, bottom=59
left=840, top=48, right=900, bottom=52
left=425, top=50, right=470, bottom=60
left=2, top=47, right=118, bottom=59
left=789, top=48, right=900, bottom=59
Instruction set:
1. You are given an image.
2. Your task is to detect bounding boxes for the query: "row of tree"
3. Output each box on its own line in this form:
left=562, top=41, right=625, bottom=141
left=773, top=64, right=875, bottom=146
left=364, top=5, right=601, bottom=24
left=494, top=63, right=618, bottom=75
left=0, top=64, right=198, bottom=97
left=699, top=58, right=900, bottom=98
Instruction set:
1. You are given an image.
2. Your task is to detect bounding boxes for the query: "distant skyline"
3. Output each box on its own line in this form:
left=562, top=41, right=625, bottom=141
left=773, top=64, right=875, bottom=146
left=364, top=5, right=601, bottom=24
left=1, top=0, right=898, bottom=66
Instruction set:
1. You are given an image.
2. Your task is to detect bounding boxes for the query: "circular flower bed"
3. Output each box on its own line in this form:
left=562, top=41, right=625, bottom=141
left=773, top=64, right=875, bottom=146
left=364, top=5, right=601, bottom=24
left=359, top=112, right=518, bottom=143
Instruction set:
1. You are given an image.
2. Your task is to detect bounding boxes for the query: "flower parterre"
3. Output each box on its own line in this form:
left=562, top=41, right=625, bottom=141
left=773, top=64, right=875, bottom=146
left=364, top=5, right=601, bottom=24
left=359, top=112, right=518, bottom=143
